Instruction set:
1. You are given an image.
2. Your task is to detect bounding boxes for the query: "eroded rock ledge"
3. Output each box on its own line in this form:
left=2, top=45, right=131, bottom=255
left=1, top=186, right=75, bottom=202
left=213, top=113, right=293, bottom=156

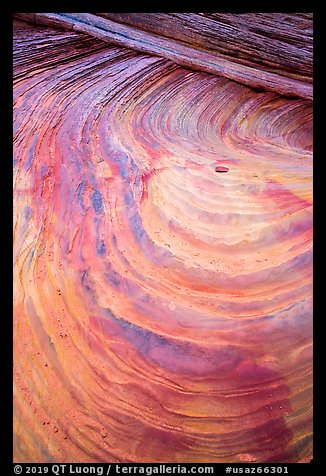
left=14, top=13, right=312, bottom=99
left=13, top=13, right=313, bottom=463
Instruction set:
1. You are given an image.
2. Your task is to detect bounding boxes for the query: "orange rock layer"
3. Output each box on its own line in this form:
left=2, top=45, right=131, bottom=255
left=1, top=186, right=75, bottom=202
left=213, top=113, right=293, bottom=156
left=13, top=17, right=313, bottom=463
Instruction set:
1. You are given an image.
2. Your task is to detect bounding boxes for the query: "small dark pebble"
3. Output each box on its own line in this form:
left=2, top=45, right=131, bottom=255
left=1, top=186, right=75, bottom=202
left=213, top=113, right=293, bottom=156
left=215, top=166, right=229, bottom=173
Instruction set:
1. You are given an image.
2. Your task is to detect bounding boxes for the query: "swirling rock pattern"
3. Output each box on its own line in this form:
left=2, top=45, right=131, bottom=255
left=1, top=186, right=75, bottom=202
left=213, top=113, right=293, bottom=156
left=13, top=16, right=313, bottom=463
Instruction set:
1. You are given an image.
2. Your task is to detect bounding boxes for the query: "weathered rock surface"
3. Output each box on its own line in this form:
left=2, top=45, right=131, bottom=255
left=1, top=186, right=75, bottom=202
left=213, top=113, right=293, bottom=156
left=14, top=13, right=313, bottom=99
left=13, top=14, right=312, bottom=463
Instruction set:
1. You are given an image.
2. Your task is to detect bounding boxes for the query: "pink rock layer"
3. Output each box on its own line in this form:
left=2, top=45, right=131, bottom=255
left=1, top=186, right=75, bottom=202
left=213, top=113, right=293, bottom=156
left=13, top=20, right=312, bottom=463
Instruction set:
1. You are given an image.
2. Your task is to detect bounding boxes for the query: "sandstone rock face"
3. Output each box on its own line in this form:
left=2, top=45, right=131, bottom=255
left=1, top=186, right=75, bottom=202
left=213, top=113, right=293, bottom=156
left=13, top=14, right=312, bottom=463
left=98, top=13, right=313, bottom=81
left=14, top=13, right=313, bottom=99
